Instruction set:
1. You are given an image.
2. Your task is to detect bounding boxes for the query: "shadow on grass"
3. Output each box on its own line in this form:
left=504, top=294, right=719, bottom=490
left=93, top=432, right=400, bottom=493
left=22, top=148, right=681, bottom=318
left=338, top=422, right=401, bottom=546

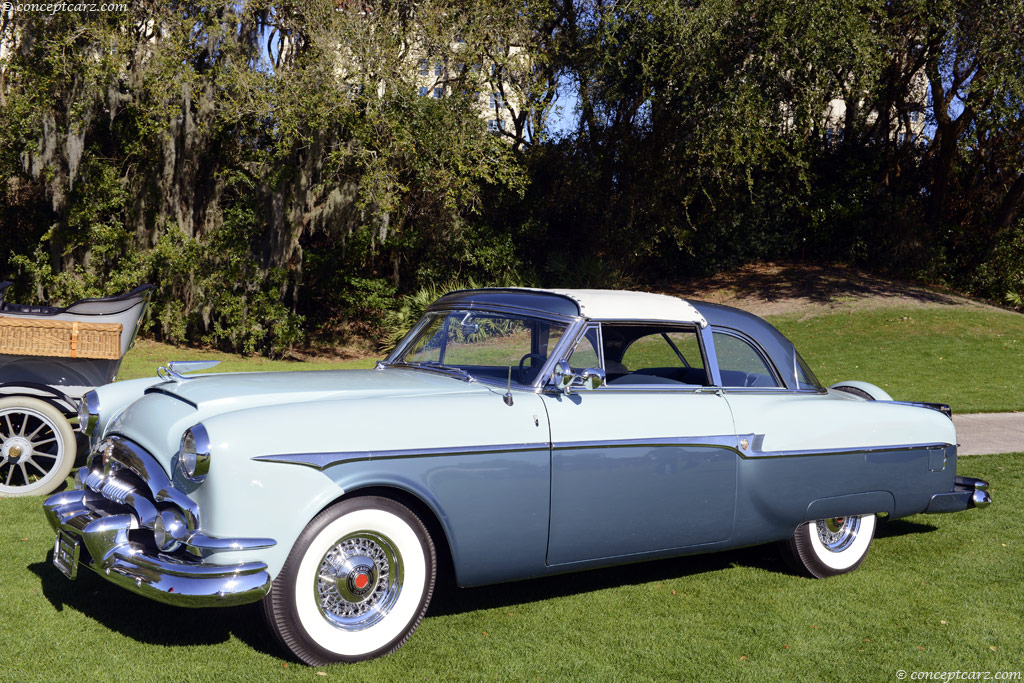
left=433, top=544, right=781, bottom=617
left=430, top=518, right=941, bottom=618
left=29, top=556, right=281, bottom=657
left=875, top=517, right=938, bottom=538
left=27, top=518, right=940, bottom=655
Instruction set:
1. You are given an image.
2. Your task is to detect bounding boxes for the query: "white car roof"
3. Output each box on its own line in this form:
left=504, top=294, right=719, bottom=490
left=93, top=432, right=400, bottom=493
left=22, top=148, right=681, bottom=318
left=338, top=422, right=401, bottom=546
left=534, top=288, right=708, bottom=326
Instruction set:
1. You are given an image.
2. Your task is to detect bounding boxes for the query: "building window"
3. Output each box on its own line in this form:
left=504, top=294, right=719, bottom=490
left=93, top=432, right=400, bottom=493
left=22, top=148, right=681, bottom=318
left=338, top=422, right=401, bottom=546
left=489, top=92, right=503, bottom=109
left=434, top=87, right=443, bottom=99
left=488, top=119, right=504, bottom=133
left=418, top=87, right=429, bottom=97
left=418, top=59, right=428, bottom=77
left=434, top=63, right=444, bottom=77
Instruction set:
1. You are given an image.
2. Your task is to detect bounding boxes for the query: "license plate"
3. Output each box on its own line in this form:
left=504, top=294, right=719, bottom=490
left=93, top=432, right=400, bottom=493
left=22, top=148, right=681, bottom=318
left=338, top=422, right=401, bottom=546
left=53, top=530, right=80, bottom=580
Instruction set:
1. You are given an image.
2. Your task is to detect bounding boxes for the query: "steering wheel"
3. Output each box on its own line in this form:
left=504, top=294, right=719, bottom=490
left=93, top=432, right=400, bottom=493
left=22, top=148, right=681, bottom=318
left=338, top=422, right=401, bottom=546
left=518, top=353, right=547, bottom=384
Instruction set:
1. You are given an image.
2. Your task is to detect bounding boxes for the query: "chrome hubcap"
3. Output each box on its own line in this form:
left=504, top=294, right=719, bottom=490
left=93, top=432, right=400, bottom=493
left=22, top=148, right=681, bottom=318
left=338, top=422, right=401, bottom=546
left=816, top=516, right=861, bottom=552
left=316, top=532, right=403, bottom=631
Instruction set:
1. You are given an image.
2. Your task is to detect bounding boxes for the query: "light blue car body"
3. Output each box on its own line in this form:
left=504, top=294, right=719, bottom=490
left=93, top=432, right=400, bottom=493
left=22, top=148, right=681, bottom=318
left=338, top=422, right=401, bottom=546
left=43, top=288, right=984, bottom=608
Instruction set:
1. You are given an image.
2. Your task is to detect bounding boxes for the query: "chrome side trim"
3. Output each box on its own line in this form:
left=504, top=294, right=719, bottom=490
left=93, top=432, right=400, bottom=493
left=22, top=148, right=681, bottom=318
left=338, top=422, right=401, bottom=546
left=552, top=435, right=742, bottom=451
left=553, top=435, right=951, bottom=459
left=253, top=442, right=551, bottom=470
left=254, top=436, right=954, bottom=471
left=745, top=437, right=952, bottom=459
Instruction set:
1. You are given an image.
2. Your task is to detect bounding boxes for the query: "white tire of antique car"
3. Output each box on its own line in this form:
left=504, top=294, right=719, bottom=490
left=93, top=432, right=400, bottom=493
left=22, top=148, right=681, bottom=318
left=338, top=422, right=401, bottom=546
left=264, top=496, right=436, bottom=664
left=785, top=513, right=877, bottom=578
left=0, top=397, right=77, bottom=497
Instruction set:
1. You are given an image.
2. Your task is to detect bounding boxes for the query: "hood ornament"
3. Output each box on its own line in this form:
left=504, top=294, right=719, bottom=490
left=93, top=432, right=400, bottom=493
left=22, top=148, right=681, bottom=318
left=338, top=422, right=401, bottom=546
left=157, top=360, right=221, bottom=382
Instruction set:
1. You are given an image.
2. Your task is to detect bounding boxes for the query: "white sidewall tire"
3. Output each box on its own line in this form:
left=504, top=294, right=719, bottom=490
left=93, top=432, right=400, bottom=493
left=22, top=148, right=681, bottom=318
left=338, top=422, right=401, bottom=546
left=295, top=509, right=427, bottom=658
left=783, top=513, right=877, bottom=578
left=807, top=513, right=876, bottom=571
left=264, top=496, right=436, bottom=665
left=0, top=397, right=77, bottom=497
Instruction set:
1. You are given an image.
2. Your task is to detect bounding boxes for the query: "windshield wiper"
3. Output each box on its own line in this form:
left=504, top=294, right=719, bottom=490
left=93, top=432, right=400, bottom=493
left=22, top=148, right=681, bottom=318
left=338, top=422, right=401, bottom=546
left=391, top=362, right=476, bottom=383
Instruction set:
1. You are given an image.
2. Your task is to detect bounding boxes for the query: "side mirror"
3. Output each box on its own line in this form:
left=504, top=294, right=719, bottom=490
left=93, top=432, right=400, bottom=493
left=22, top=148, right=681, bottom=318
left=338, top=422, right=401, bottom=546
left=579, top=367, right=606, bottom=391
left=552, top=360, right=575, bottom=393
left=550, top=361, right=605, bottom=394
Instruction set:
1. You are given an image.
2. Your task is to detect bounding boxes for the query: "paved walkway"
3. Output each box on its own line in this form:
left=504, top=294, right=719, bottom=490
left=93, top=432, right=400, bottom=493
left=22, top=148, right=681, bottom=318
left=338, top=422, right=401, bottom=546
left=953, top=412, right=1024, bottom=455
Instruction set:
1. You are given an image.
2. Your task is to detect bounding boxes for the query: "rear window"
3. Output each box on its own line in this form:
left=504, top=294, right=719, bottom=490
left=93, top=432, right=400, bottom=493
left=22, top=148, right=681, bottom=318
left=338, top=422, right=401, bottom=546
left=713, top=331, right=780, bottom=388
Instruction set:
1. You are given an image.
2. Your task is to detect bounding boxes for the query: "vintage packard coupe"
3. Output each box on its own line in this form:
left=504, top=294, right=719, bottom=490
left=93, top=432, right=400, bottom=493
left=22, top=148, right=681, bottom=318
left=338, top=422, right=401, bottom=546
left=43, top=288, right=990, bottom=664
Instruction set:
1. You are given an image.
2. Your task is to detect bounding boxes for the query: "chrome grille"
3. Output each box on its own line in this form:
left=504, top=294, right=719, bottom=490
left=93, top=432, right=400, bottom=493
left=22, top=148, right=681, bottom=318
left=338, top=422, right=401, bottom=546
left=100, top=477, right=135, bottom=505
left=82, top=437, right=201, bottom=533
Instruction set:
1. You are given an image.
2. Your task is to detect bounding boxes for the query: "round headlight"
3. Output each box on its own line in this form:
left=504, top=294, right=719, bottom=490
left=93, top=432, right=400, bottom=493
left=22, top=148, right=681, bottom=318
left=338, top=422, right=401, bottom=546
left=153, top=508, right=187, bottom=552
left=78, top=391, right=100, bottom=436
left=177, top=424, right=211, bottom=482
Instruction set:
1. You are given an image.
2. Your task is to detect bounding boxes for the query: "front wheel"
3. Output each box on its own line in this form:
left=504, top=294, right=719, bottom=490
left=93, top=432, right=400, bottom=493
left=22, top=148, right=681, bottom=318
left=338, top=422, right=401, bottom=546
left=0, top=397, right=77, bottom=497
left=263, top=496, right=436, bottom=665
left=782, top=513, right=876, bottom=578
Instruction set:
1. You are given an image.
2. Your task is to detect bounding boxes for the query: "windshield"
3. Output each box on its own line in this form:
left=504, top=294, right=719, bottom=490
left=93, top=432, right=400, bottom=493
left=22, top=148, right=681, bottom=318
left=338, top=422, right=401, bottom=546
left=391, top=310, right=570, bottom=386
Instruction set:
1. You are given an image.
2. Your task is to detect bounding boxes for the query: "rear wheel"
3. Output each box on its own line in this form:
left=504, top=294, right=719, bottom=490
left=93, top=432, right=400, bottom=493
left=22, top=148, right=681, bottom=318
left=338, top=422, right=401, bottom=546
left=0, top=397, right=77, bottom=497
left=782, top=513, right=876, bottom=578
left=263, top=496, right=436, bottom=664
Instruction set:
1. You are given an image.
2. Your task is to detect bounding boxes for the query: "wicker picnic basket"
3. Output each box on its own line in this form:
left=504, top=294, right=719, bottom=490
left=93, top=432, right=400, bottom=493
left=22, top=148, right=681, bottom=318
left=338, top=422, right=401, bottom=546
left=0, top=316, right=122, bottom=360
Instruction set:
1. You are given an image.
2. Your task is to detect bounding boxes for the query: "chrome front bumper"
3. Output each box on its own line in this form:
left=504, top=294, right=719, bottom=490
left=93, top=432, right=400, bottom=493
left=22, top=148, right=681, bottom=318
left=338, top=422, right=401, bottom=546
left=44, top=488, right=272, bottom=608
left=923, top=476, right=992, bottom=514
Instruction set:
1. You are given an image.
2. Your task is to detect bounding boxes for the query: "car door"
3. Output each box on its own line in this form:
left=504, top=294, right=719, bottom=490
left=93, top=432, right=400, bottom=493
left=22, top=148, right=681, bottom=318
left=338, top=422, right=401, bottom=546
left=541, top=323, right=739, bottom=566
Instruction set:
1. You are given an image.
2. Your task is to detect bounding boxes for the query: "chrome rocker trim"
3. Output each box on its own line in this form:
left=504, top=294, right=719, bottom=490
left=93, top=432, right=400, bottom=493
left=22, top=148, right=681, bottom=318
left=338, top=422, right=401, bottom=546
left=923, top=476, right=992, bottom=514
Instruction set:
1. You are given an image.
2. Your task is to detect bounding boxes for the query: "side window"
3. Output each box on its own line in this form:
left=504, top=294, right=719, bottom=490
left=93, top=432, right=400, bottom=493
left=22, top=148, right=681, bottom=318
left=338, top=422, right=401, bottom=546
left=621, top=332, right=704, bottom=374
left=605, top=326, right=709, bottom=386
left=713, top=331, right=780, bottom=388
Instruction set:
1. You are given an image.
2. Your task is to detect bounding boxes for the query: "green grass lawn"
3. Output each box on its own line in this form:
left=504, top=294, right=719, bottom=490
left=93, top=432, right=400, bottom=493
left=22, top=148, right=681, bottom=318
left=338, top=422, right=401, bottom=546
left=117, top=338, right=379, bottom=381
left=769, top=307, right=1024, bottom=414
left=1, top=454, right=1019, bottom=680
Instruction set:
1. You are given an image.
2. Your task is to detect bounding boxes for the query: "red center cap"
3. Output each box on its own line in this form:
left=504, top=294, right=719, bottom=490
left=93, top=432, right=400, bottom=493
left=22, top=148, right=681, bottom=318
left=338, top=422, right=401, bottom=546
left=354, top=573, right=370, bottom=590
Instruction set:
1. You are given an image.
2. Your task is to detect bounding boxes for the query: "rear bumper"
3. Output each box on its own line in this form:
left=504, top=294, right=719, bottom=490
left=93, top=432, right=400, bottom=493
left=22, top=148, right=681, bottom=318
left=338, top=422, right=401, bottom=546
left=923, top=476, right=992, bottom=514
left=44, top=489, right=271, bottom=607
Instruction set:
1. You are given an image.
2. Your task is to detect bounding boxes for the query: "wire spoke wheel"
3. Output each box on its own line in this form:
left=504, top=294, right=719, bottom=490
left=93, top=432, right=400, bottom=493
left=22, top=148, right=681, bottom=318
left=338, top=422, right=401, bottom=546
left=263, top=496, right=436, bottom=665
left=0, top=397, right=77, bottom=497
left=781, top=513, right=877, bottom=578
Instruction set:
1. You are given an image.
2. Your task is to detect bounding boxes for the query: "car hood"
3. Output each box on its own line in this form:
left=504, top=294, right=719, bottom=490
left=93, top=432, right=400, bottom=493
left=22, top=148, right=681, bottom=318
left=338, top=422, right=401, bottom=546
left=145, top=367, right=482, bottom=410
left=104, top=367, right=491, bottom=464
